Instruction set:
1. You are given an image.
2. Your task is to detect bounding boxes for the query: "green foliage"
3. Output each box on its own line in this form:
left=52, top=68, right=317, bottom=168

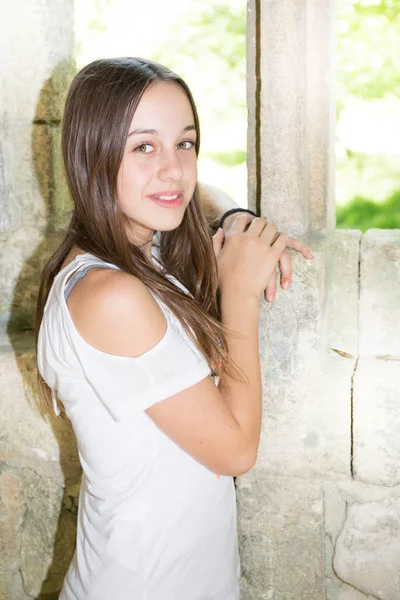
left=336, top=190, right=400, bottom=230
left=337, top=0, right=400, bottom=109
left=204, top=149, right=246, bottom=167
left=153, top=1, right=247, bottom=135
left=190, top=4, right=246, bottom=73
left=336, top=0, right=400, bottom=229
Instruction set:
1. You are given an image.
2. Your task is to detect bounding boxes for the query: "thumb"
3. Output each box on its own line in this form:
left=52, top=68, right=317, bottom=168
left=212, top=227, right=225, bottom=258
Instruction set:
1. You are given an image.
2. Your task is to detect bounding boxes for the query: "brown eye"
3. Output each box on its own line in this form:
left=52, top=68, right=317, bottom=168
left=135, top=143, right=153, bottom=154
left=177, top=141, right=194, bottom=150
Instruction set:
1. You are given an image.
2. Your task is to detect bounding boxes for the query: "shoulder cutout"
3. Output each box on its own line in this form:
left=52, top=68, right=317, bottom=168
left=66, top=267, right=167, bottom=357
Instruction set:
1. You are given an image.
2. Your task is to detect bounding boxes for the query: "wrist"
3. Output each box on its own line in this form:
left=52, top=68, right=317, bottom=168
left=219, top=208, right=257, bottom=230
left=220, top=286, right=260, bottom=312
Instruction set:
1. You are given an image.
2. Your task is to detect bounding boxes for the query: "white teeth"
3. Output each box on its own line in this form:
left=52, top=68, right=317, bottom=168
left=156, top=195, right=179, bottom=201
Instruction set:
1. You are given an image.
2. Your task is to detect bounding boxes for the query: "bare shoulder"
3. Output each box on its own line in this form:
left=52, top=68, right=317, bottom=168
left=67, top=267, right=166, bottom=356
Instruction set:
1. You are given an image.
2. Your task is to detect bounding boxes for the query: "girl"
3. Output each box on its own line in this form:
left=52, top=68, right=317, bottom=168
left=36, top=57, right=311, bottom=600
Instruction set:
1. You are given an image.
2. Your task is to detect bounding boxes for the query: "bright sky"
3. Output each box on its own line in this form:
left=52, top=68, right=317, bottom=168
left=75, top=0, right=244, bottom=65
left=75, top=0, right=190, bottom=65
left=74, top=0, right=248, bottom=206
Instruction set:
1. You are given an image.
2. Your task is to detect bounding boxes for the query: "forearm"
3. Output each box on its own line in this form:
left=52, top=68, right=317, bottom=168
left=198, top=182, right=239, bottom=227
left=219, top=293, right=262, bottom=463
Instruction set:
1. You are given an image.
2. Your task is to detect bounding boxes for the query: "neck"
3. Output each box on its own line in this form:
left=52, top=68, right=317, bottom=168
left=137, top=237, right=153, bottom=259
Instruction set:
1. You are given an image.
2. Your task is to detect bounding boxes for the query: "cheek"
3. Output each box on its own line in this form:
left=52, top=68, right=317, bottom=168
left=185, top=154, right=198, bottom=181
left=118, top=158, right=154, bottom=198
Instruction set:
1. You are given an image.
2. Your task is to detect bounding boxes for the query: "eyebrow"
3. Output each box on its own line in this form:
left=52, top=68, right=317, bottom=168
left=128, top=125, right=196, bottom=137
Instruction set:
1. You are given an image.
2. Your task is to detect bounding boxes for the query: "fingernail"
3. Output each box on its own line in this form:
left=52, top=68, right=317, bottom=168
left=282, top=280, right=290, bottom=289
left=268, top=294, right=275, bottom=303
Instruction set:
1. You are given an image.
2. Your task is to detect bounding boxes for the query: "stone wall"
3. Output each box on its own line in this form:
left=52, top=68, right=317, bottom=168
left=0, top=0, right=399, bottom=599
left=240, top=1, right=400, bottom=599
left=0, top=1, right=79, bottom=598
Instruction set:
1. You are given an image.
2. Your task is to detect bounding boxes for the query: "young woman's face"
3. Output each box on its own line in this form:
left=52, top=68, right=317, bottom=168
left=117, top=82, right=198, bottom=245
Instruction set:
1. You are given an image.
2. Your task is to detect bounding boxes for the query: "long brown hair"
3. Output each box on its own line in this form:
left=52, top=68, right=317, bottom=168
left=36, top=57, right=236, bottom=415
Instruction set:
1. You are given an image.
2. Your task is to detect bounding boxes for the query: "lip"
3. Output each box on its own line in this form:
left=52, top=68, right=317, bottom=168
left=147, top=191, right=184, bottom=209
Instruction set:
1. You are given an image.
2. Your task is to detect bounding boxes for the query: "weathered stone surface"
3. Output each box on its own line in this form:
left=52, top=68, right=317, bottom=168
left=0, top=120, right=72, bottom=234
left=304, top=0, right=336, bottom=234
left=0, top=0, right=74, bottom=122
left=0, top=469, right=25, bottom=595
left=246, top=0, right=258, bottom=213
left=20, top=468, right=76, bottom=597
left=237, top=472, right=324, bottom=600
left=333, top=499, right=400, bottom=600
left=324, top=481, right=400, bottom=600
left=0, top=341, right=80, bottom=484
left=327, top=588, right=375, bottom=600
left=0, top=121, right=72, bottom=235
left=324, top=230, right=361, bottom=358
left=0, top=230, right=64, bottom=332
left=353, top=357, right=400, bottom=486
left=51, top=126, right=73, bottom=231
left=259, top=0, right=335, bottom=235
left=0, top=465, right=74, bottom=600
left=0, top=122, right=50, bottom=233
left=360, top=229, right=400, bottom=357
left=256, top=232, right=358, bottom=478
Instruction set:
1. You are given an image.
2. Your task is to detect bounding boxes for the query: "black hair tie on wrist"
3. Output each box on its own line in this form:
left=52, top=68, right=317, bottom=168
left=219, top=208, right=258, bottom=229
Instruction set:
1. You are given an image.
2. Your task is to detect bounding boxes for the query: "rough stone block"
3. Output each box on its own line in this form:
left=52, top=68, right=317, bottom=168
left=246, top=0, right=257, bottom=210
left=323, top=482, right=375, bottom=600
left=0, top=122, right=50, bottom=233
left=360, top=229, right=400, bottom=357
left=0, top=469, right=25, bottom=592
left=259, top=0, right=307, bottom=236
left=324, top=230, right=361, bottom=357
left=333, top=498, right=400, bottom=600
left=0, top=341, right=80, bottom=484
left=0, top=0, right=74, bottom=122
left=20, top=469, right=76, bottom=597
left=256, top=232, right=358, bottom=478
left=0, top=230, right=64, bottom=332
left=353, top=357, right=400, bottom=486
left=258, top=0, right=335, bottom=235
left=0, top=121, right=72, bottom=235
left=324, top=480, right=400, bottom=600
left=237, top=472, right=324, bottom=600
left=51, top=126, right=73, bottom=231
left=0, top=463, right=77, bottom=598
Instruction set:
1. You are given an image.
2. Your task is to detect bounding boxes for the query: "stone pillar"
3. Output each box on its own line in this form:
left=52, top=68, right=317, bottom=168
left=0, top=2, right=79, bottom=598
left=240, top=1, right=400, bottom=599
left=248, top=0, right=336, bottom=236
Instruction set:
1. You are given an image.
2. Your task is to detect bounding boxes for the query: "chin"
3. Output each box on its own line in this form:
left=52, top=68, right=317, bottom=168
left=152, top=213, right=186, bottom=233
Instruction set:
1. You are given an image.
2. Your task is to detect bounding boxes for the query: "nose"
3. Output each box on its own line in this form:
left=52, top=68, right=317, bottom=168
left=157, top=149, right=183, bottom=182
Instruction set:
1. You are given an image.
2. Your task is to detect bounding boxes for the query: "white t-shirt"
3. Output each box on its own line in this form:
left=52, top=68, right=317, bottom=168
left=37, top=253, right=240, bottom=600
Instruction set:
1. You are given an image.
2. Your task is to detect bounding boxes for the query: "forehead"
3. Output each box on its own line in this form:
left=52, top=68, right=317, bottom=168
left=130, top=82, right=195, bottom=129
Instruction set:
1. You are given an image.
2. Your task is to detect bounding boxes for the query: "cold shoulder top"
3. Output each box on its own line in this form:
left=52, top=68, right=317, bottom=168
left=37, top=252, right=240, bottom=600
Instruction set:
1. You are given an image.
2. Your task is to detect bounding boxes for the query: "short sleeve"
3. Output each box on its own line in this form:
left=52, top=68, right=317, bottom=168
left=72, top=315, right=211, bottom=421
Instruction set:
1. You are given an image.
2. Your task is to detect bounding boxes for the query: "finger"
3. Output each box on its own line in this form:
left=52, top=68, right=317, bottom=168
left=259, top=222, right=278, bottom=245
left=225, top=212, right=254, bottom=235
left=271, top=232, right=289, bottom=255
left=212, top=228, right=225, bottom=258
left=222, top=212, right=253, bottom=233
left=286, top=236, right=314, bottom=259
left=278, top=250, right=292, bottom=290
left=265, top=268, right=277, bottom=303
left=247, top=217, right=269, bottom=237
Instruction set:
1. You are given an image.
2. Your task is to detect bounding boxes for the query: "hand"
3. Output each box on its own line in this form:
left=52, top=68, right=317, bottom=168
left=214, top=212, right=314, bottom=302
left=214, top=215, right=288, bottom=301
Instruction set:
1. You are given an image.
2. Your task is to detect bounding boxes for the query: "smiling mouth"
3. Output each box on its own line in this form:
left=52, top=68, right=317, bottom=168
left=148, top=192, right=183, bottom=208
left=154, top=194, right=179, bottom=201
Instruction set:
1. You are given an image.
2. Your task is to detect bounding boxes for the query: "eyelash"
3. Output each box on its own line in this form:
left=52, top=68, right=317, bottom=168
left=133, top=140, right=195, bottom=154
